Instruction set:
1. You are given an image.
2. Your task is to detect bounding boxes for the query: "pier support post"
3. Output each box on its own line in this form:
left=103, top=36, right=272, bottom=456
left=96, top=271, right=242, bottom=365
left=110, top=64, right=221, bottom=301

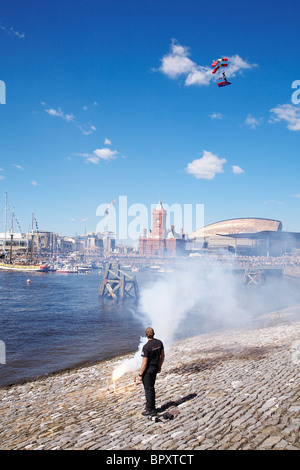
left=99, top=263, right=139, bottom=299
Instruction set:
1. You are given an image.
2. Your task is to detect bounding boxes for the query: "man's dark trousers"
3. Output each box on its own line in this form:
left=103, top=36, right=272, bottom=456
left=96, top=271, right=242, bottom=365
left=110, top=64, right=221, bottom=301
left=142, top=365, right=158, bottom=412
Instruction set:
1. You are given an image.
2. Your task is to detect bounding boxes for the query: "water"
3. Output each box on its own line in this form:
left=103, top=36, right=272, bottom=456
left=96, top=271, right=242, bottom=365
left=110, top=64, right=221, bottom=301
left=0, top=269, right=147, bottom=387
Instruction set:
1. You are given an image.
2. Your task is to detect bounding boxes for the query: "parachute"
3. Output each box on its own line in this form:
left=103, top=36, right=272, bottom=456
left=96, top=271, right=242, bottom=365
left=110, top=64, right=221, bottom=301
left=212, top=63, right=228, bottom=74
left=218, top=80, right=231, bottom=87
left=212, top=57, right=231, bottom=87
left=211, top=57, right=228, bottom=68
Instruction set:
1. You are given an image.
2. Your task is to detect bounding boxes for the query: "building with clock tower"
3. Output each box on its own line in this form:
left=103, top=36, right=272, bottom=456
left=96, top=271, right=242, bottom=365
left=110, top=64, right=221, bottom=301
left=152, top=199, right=167, bottom=239
left=139, top=199, right=186, bottom=257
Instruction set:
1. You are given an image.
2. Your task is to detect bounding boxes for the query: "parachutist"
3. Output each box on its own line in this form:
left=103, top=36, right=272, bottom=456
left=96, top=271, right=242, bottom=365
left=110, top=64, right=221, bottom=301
left=212, top=57, right=232, bottom=87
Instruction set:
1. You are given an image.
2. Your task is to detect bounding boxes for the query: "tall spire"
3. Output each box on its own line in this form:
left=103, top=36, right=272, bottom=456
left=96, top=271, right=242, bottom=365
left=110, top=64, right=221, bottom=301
left=156, top=197, right=163, bottom=210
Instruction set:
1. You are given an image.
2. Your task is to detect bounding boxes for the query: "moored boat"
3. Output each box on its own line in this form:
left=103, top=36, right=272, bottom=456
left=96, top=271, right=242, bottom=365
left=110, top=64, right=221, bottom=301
left=56, top=265, right=78, bottom=273
left=77, top=265, right=92, bottom=272
left=0, top=261, right=48, bottom=272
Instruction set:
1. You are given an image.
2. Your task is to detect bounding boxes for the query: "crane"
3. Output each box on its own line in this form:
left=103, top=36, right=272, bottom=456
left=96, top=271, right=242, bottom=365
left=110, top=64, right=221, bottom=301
left=105, top=199, right=116, bottom=233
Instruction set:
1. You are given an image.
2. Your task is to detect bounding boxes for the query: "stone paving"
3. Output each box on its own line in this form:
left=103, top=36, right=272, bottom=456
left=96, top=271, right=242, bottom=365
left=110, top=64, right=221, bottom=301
left=0, top=306, right=299, bottom=450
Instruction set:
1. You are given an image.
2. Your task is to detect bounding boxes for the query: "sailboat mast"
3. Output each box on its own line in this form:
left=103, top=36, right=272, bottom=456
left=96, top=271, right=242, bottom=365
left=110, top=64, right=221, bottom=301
left=9, top=210, right=14, bottom=264
left=31, top=212, right=34, bottom=262
left=4, top=192, right=7, bottom=252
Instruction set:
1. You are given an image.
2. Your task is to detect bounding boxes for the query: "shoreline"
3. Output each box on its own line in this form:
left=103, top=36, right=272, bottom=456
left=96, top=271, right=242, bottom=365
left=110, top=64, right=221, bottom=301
left=0, top=305, right=299, bottom=450
left=0, top=349, right=137, bottom=391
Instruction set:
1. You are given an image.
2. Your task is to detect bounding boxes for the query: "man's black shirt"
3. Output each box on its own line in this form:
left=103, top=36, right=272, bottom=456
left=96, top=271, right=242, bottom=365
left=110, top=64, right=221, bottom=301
left=141, top=338, right=164, bottom=369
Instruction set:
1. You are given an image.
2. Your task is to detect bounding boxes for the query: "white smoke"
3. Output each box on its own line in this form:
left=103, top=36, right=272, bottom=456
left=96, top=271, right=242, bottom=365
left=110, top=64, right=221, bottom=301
left=138, top=261, right=250, bottom=348
left=112, top=338, right=146, bottom=381
left=112, top=260, right=249, bottom=380
left=112, top=259, right=300, bottom=382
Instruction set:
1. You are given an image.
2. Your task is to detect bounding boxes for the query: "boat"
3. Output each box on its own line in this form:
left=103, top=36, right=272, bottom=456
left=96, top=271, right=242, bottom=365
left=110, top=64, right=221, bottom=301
left=0, top=261, right=48, bottom=272
left=56, top=265, right=78, bottom=273
left=0, top=193, right=49, bottom=273
left=77, top=264, right=92, bottom=272
left=45, top=264, right=57, bottom=272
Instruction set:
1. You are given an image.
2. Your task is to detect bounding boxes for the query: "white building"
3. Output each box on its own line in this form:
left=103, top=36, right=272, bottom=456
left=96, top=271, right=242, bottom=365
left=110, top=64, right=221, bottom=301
left=0, top=232, right=29, bottom=251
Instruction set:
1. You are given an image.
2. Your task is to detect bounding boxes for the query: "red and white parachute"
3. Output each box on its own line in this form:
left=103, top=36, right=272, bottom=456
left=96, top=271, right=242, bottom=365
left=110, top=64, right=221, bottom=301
left=212, top=57, right=228, bottom=68
left=211, top=57, right=231, bottom=87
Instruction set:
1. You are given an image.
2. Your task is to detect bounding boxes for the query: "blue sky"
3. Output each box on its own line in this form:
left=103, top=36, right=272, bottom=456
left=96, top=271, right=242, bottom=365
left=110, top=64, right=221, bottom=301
left=0, top=0, right=300, bottom=239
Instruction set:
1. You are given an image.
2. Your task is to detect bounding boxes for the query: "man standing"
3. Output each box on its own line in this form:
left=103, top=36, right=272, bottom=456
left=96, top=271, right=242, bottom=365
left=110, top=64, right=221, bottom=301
left=138, top=327, right=164, bottom=417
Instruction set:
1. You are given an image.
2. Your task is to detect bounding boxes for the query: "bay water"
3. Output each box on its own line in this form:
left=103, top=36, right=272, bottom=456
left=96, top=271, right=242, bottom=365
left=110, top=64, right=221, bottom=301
left=0, top=269, right=146, bottom=387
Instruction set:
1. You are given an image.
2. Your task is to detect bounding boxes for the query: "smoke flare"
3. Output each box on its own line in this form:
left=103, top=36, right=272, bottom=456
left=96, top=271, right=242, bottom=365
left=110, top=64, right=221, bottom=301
left=112, top=260, right=248, bottom=381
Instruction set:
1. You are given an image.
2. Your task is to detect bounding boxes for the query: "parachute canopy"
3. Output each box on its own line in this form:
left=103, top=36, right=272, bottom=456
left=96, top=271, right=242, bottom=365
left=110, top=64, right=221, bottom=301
left=218, top=80, right=231, bottom=87
left=212, top=57, right=231, bottom=87
left=212, top=63, right=228, bottom=74
left=211, top=57, right=228, bottom=68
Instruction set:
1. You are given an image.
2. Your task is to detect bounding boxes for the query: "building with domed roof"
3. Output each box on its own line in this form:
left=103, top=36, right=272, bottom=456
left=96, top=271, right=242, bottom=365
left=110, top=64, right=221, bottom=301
left=189, top=218, right=282, bottom=240
left=188, top=218, right=300, bottom=256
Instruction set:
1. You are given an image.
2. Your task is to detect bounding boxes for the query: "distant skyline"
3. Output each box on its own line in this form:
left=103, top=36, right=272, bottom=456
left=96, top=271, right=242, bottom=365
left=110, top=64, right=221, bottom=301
left=0, top=0, right=300, bottom=240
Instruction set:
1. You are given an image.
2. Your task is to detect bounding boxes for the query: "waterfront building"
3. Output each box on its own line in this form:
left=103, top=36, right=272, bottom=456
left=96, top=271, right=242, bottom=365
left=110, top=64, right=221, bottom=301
left=188, top=218, right=300, bottom=257
left=139, top=200, right=186, bottom=257
left=82, top=231, right=115, bottom=255
left=0, top=232, right=28, bottom=252
left=30, top=231, right=58, bottom=253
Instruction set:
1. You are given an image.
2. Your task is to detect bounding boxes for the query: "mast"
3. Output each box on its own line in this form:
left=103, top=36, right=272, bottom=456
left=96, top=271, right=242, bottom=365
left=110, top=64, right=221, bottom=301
left=9, top=210, right=14, bottom=264
left=30, top=212, right=34, bottom=262
left=4, top=192, right=7, bottom=253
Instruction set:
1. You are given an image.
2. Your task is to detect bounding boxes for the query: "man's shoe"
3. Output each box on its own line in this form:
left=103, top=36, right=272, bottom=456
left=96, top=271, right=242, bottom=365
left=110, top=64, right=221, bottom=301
left=142, top=410, right=157, bottom=416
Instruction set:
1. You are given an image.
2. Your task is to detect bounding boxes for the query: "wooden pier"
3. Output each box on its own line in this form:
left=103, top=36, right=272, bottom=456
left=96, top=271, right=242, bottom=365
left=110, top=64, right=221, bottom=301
left=242, top=267, right=282, bottom=286
left=243, top=268, right=265, bottom=286
left=99, top=263, right=139, bottom=299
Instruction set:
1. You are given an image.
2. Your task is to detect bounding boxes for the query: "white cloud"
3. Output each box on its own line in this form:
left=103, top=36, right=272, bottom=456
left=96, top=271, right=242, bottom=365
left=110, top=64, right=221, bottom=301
left=75, top=147, right=120, bottom=164
left=0, top=175, right=5, bottom=180
left=77, top=123, right=97, bottom=135
left=185, top=150, right=227, bottom=180
left=0, top=22, right=25, bottom=39
left=232, top=165, right=245, bottom=174
left=210, top=112, right=224, bottom=120
left=45, top=107, right=75, bottom=122
left=104, top=138, right=112, bottom=145
left=269, top=103, right=300, bottom=131
left=185, top=66, right=212, bottom=86
left=85, top=156, right=100, bottom=164
left=293, top=194, right=300, bottom=198
left=245, top=114, right=263, bottom=129
left=42, top=102, right=96, bottom=135
left=93, top=148, right=117, bottom=161
left=13, top=164, right=24, bottom=170
left=159, top=41, right=196, bottom=79
left=226, top=54, right=257, bottom=77
left=158, top=41, right=256, bottom=87
left=30, top=180, right=39, bottom=186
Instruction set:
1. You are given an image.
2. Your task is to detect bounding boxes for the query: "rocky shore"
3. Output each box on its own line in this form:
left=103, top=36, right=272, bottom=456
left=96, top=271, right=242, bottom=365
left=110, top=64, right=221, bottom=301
left=0, top=306, right=299, bottom=451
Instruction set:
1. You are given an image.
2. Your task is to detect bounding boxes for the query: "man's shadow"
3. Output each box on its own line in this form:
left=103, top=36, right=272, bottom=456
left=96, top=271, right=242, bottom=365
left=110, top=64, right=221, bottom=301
left=156, top=393, right=197, bottom=413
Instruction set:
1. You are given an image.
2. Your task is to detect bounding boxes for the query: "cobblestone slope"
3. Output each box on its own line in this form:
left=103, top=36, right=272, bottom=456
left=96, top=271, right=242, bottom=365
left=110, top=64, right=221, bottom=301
left=0, top=307, right=299, bottom=450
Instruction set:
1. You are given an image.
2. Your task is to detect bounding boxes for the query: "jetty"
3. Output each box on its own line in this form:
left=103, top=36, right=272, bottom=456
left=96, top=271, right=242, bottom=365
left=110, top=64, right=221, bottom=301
left=99, top=263, right=139, bottom=299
